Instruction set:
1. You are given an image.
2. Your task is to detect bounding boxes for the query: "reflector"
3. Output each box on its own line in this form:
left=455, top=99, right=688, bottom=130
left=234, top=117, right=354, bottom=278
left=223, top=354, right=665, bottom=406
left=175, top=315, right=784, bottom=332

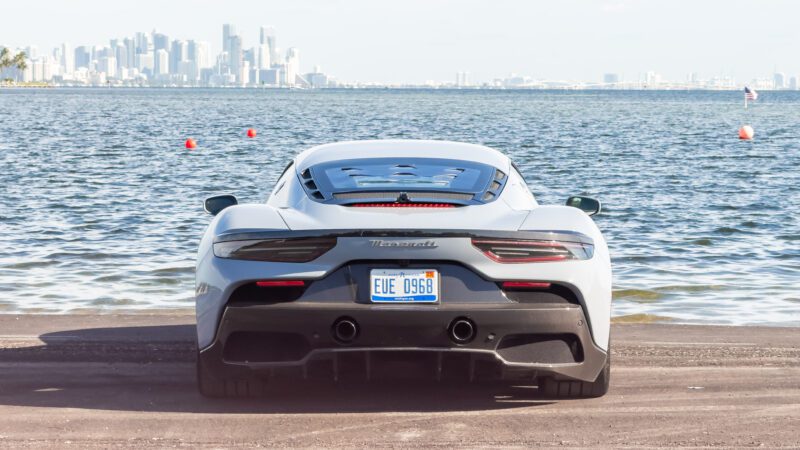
left=502, top=281, right=552, bottom=289
left=255, top=280, right=306, bottom=287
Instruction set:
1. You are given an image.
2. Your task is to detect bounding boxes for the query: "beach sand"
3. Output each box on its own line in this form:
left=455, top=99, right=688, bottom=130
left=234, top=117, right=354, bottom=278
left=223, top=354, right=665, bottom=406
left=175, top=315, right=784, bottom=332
left=0, top=314, right=797, bottom=448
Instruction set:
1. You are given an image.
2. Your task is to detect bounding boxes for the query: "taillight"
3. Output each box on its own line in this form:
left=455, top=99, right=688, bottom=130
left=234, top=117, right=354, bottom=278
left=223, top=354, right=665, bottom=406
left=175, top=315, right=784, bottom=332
left=349, top=203, right=455, bottom=208
left=213, top=237, right=336, bottom=262
left=472, top=238, right=593, bottom=263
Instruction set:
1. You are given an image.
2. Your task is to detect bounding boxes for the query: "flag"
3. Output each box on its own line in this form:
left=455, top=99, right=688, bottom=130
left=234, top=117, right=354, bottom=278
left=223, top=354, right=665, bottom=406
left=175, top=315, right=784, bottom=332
left=745, top=86, right=758, bottom=101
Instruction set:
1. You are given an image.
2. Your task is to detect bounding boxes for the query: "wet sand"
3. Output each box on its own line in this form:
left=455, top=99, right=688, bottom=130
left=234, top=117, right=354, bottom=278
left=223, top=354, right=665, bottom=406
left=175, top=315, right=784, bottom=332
left=0, top=314, right=797, bottom=448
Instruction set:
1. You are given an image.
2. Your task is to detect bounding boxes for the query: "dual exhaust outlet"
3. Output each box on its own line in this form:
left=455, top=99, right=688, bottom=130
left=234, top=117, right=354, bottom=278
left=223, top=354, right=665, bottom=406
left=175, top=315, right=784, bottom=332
left=331, top=317, right=476, bottom=344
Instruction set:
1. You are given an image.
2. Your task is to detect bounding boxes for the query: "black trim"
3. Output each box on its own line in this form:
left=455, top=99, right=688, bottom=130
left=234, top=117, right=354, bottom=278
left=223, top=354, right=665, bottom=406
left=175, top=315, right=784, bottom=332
left=199, top=303, right=608, bottom=383
left=214, top=229, right=594, bottom=245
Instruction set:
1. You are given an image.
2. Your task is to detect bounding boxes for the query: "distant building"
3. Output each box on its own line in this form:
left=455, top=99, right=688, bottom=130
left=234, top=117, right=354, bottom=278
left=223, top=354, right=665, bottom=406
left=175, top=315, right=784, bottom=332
left=191, top=41, right=211, bottom=70
left=152, top=33, right=170, bottom=52
left=259, top=67, right=282, bottom=85
left=260, top=26, right=277, bottom=63
left=228, top=35, right=243, bottom=83
left=773, top=72, right=785, bottom=90
left=307, top=68, right=329, bottom=88
left=455, top=71, right=471, bottom=87
left=154, top=49, right=169, bottom=76
left=257, top=44, right=271, bottom=69
left=61, top=43, right=74, bottom=75
left=222, top=24, right=236, bottom=55
left=285, top=47, right=300, bottom=86
left=25, top=45, right=38, bottom=59
left=789, top=76, right=798, bottom=90
left=170, top=40, right=188, bottom=75
left=74, top=46, right=92, bottom=69
left=644, top=71, right=661, bottom=87
left=603, top=73, right=620, bottom=86
left=98, top=55, right=117, bottom=78
left=136, top=52, right=154, bottom=75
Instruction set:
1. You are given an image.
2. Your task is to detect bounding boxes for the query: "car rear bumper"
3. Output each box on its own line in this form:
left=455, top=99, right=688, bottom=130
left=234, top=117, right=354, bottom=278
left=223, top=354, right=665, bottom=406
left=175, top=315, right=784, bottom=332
left=198, top=302, right=607, bottom=383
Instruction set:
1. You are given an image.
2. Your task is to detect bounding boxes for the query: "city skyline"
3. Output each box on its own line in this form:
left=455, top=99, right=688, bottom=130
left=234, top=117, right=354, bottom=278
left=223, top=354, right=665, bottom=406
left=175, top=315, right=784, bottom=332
left=2, top=21, right=798, bottom=90
left=3, top=0, right=800, bottom=85
left=1, top=24, right=335, bottom=88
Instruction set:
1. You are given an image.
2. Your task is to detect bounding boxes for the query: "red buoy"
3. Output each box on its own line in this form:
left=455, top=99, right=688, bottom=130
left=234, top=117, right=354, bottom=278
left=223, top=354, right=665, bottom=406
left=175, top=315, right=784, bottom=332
left=246, top=128, right=257, bottom=138
left=738, top=125, right=754, bottom=140
left=185, top=138, right=197, bottom=149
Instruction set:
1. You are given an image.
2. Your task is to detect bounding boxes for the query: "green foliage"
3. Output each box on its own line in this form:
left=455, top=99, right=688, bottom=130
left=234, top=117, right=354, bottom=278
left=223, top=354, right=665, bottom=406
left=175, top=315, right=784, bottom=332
left=0, top=48, right=28, bottom=71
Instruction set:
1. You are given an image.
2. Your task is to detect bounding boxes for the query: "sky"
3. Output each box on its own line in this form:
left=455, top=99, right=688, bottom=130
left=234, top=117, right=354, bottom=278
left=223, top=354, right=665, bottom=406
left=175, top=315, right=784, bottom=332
left=3, top=0, right=799, bottom=84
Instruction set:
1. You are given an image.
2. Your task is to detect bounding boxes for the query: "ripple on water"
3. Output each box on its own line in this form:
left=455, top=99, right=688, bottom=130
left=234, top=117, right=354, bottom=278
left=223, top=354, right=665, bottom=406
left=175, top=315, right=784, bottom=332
left=613, top=289, right=663, bottom=302
left=0, top=88, right=798, bottom=325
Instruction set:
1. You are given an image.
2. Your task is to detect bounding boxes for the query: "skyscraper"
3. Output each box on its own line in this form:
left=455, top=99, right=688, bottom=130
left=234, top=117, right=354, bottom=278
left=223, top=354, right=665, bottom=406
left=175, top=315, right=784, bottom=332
left=193, top=41, right=211, bottom=69
left=260, top=26, right=277, bottom=65
left=153, top=33, right=170, bottom=52
left=123, top=38, right=136, bottom=68
left=222, top=24, right=236, bottom=55
left=774, top=72, right=785, bottom=90
left=134, top=32, right=150, bottom=54
left=257, top=43, right=271, bottom=69
left=61, top=42, right=74, bottom=75
left=170, top=40, right=188, bottom=74
left=228, top=35, right=243, bottom=82
left=74, top=46, right=92, bottom=69
left=154, top=49, right=169, bottom=76
left=285, top=47, right=299, bottom=86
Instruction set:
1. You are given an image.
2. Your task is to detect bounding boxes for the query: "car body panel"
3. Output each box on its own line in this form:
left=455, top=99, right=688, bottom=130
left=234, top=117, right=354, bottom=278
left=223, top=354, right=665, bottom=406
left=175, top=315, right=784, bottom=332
left=196, top=140, right=612, bottom=385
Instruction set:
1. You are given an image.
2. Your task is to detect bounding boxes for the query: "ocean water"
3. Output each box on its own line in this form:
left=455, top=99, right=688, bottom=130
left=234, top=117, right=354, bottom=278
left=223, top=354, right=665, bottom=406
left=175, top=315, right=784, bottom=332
left=0, top=88, right=798, bottom=325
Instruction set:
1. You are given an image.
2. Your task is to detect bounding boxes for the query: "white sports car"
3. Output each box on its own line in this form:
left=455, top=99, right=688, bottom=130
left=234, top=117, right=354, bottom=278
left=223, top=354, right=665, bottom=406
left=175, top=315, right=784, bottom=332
left=195, top=140, right=611, bottom=398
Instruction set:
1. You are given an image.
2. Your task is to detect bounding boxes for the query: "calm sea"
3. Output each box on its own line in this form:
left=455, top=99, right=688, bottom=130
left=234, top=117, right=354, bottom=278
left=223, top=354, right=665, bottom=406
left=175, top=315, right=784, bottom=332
left=0, top=88, right=798, bottom=325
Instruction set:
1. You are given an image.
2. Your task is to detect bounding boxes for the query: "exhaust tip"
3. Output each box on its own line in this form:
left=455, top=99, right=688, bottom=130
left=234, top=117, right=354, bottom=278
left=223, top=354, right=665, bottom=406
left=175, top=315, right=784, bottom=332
left=332, top=317, right=359, bottom=343
left=449, top=318, right=476, bottom=344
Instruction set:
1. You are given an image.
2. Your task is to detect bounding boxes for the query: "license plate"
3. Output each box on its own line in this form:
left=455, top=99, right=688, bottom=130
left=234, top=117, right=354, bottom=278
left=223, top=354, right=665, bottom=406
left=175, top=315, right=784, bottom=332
left=370, top=269, right=439, bottom=303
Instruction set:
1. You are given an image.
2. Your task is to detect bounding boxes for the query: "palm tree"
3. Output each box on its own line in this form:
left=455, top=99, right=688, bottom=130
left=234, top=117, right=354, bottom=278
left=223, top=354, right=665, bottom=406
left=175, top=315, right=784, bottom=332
left=1, top=49, right=28, bottom=82
left=0, top=48, right=28, bottom=71
left=12, top=51, right=27, bottom=72
left=0, top=47, right=10, bottom=69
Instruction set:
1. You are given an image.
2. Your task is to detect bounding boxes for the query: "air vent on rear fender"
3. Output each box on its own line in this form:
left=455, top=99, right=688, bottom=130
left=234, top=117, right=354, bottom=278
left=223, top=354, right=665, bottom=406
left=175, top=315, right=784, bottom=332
left=299, top=168, right=325, bottom=200
left=480, top=169, right=507, bottom=202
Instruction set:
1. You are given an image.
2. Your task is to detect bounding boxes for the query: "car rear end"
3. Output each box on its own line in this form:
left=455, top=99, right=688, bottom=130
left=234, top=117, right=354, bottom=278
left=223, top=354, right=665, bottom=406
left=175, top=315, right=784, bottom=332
left=195, top=141, right=610, bottom=398
left=196, top=229, right=609, bottom=397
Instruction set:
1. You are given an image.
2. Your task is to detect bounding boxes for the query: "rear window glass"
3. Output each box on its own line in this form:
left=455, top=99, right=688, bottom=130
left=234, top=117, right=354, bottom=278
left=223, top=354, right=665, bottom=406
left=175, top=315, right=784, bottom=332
left=323, top=159, right=486, bottom=191
left=299, top=157, right=506, bottom=204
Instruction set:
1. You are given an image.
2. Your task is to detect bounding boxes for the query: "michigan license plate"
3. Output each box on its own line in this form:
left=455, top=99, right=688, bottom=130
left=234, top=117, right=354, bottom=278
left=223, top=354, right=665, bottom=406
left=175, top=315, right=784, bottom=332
left=370, top=269, right=439, bottom=303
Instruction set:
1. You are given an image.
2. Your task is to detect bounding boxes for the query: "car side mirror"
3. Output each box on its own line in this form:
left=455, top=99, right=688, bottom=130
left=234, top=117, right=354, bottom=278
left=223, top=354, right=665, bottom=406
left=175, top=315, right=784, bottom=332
left=566, top=196, right=601, bottom=216
left=204, top=195, right=238, bottom=215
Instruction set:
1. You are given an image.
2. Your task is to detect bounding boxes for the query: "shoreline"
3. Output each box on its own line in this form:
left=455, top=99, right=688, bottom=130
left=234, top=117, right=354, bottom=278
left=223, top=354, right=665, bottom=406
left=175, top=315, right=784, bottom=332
left=1, top=84, right=790, bottom=91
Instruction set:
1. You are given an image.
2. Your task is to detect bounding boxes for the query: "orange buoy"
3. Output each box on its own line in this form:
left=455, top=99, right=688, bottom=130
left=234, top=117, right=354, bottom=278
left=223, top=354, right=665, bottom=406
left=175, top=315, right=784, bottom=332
left=246, top=128, right=257, bottom=138
left=185, top=138, right=197, bottom=149
left=738, top=125, right=754, bottom=140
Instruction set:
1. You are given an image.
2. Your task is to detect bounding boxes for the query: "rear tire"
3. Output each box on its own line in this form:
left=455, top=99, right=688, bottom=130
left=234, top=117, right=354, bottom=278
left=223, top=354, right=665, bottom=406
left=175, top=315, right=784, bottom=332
left=196, top=351, right=265, bottom=398
left=541, top=346, right=610, bottom=399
